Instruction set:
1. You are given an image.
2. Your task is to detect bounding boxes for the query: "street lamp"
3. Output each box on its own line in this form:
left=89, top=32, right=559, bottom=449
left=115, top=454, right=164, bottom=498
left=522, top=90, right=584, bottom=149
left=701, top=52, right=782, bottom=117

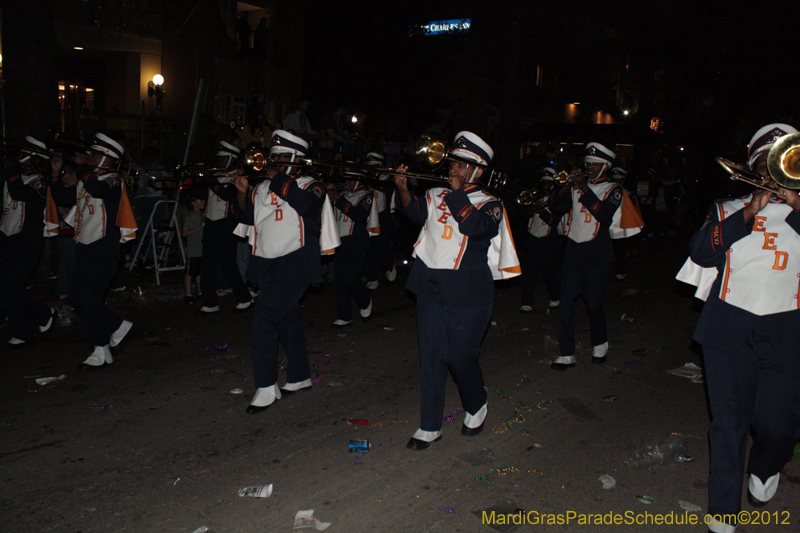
left=148, top=74, right=165, bottom=110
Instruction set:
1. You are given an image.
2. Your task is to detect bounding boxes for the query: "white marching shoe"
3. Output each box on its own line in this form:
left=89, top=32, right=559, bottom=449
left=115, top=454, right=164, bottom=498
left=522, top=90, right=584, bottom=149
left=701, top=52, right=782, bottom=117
left=748, top=473, right=779, bottom=507
left=281, top=378, right=312, bottom=396
left=592, top=341, right=609, bottom=364
left=80, top=345, right=113, bottom=370
left=462, top=403, right=487, bottom=436
left=246, top=384, right=281, bottom=414
left=110, top=320, right=134, bottom=354
left=360, top=299, right=373, bottom=319
left=407, top=428, right=442, bottom=450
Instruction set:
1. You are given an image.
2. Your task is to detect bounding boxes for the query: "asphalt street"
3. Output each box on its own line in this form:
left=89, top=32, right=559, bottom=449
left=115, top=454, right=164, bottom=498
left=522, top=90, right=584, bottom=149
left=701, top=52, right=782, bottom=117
left=1, top=235, right=798, bottom=533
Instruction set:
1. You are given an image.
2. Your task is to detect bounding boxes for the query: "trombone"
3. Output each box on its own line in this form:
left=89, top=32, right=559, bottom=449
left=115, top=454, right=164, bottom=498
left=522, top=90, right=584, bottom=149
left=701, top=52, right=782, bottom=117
left=515, top=170, right=573, bottom=210
left=242, top=132, right=508, bottom=191
left=716, top=132, right=800, bottom=198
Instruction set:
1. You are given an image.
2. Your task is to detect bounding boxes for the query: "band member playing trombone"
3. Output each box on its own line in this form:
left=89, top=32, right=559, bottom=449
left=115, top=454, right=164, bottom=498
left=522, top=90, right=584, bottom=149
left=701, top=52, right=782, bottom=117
left=0, top=136, right=57, bottom=347
left=520, top=168, right=562, bottom=314
left=364, top=151, right=398, bottom=289
left=232, top=130, right=339, bottom=414
left=549, top=142, right=622, bottom=370
left=394, top=131, right=520, bottom=450
left=196, top=140, right=253, bottom=316
left=328, top=165, right=379, bottom=327
left=679, top=124, right=800, bottom=532
left=50, top=133, right=136, bottom=369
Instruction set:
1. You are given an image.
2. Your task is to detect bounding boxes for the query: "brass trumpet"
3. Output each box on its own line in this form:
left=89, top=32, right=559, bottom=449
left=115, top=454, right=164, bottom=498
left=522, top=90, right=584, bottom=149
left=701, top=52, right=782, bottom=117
left=515, top=170, right=573, bottom=210
left=716, top=132, right=800, bottom=197
left=515, top=187, right=551, bottom=210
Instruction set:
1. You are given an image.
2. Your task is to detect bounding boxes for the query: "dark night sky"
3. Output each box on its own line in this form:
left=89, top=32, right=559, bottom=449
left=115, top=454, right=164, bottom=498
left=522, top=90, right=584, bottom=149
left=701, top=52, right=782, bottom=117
left=299, top=0, right=798, bottom=155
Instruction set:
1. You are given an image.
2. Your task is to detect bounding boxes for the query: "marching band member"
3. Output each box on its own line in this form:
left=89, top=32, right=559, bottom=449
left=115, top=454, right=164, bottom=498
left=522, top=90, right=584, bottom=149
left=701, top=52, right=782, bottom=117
left=549, top=142, right=622, bottom=370
left=0, top=136, right=57, bottom=347
left=329, top=165, right=379, bottom=327
left=364, top=152, right=398, bottom=289
left=50, top=133, right=137, bottom=369
left=196, top=140, right=253, bottom=316
left=608, top=166, right=645, bottom=280
left=679, top=124, right=800, bottom=533
left=519, top=168, right=562, bottom=313
left=394, top=131, right=520, bottom=450
left=232, top=130, right=339, bottom=414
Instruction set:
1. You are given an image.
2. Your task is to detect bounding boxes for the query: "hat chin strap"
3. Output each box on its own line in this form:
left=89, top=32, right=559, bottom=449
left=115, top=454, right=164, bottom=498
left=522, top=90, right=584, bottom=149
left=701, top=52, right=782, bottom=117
left=96, top=155, right=109, bottom=172
left=590, top=164, right=609, bottom=182
left=466, top=165, right=479, bottom=184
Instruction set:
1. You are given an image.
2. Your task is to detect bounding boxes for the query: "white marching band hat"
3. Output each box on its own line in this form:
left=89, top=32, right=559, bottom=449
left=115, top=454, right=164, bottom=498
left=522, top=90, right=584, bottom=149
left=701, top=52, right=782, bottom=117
left=270, top=129, right=309, bottom=157
left=747, top=123, right=798, bottom=170
left=584, top=142, right=615, bottom=167
left=21, top=135, right=49, bottom=162
left=541, top=167, right=556, bottom=181
left=450, top=131, right=493, bottom=166
left=365, top=152, right=384, bottom=166
left=91, top=132, right=125, bottom=160
left=215, top=140, right=241, bottom=159
left=610, top=167, right=628, bottom=180
left=342, top=161, right=366, bottom=179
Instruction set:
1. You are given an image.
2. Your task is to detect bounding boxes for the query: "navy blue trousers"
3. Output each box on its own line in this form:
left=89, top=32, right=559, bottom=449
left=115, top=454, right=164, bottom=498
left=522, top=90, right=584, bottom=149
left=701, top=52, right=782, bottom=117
left=521, top=234, right=560, bottom=307
left=333, top=235, right=370, bottom=321
left=703, top=344, right=800, bottom=516
left=0, top=233, right=51, bottom=342
left=71, top=239, right=123, bottom=348
left=365, top=211, right=397, bottom=282
left=251, top=282, right=311, bottom=388
left=200, top=222, right=250, bottom=308
left=416, top=283, right=491, bottom=432
left=557, top=257, right=610, bottom=356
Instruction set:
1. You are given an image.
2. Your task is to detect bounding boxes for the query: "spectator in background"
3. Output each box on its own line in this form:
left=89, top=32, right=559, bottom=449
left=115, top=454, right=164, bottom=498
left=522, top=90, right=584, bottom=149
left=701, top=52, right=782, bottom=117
left=236, top=13, right=251, bottom=57
left=182, top=194, right=205, bottom=304
left=252, top=17, right=269, bottom=63
left=324, top=107, right=348, bottom=143
left=282, top=100, right=313, bottom=136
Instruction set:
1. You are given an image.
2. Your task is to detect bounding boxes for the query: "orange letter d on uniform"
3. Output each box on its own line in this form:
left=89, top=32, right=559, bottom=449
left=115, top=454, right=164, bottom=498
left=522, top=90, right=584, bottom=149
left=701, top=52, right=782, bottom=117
left=773, top=251, right=788, bottom=270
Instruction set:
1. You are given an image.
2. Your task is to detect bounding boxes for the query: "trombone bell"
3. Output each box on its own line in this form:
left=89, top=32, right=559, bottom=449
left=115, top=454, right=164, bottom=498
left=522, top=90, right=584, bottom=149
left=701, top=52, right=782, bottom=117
left=767, top=132, right=800, bottom=189
left=414, top=132, right=448, bottom=172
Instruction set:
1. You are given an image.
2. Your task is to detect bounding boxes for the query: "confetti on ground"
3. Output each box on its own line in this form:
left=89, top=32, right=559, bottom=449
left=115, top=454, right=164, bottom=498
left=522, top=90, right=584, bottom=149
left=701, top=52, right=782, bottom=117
left=679, top=500, right=702, bottom=512
left=370, top=420, right=408, bottom=429
left=204, top=342, right=234, bottom=352
left=442, top=407, right=464, bottom=422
